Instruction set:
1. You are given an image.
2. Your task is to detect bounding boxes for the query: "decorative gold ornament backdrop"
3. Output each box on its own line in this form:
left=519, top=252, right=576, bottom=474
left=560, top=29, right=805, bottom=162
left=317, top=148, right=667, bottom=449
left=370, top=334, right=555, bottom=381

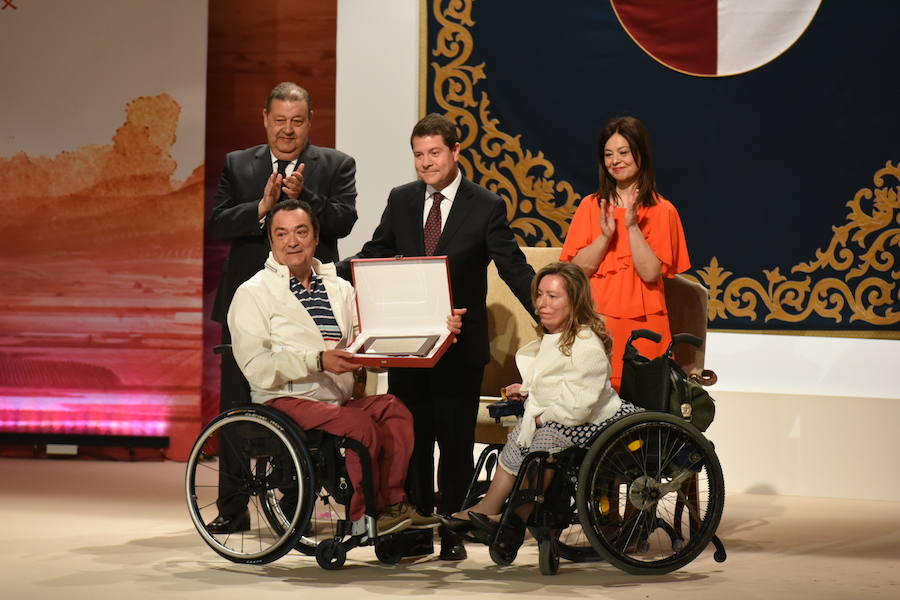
left=424, top=0, right=898, bottom=333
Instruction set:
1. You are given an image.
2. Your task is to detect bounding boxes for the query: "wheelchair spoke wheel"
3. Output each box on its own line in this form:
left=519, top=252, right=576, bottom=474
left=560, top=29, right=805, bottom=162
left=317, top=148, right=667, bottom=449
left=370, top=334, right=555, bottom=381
left=576, top=413, right=724, bottom=575
left=294, top=496, right=342, bottom=555
left=185, top=407, right=315, bottom=564
left=532, top=450, right=600, bottom=565
left=556, top=524, right=601, bottom=563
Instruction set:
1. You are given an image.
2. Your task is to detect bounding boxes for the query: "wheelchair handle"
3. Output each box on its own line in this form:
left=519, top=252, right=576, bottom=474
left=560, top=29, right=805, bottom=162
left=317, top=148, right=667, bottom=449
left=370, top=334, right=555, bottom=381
left=627, top=329, right=662, bottom=344
left=670, top=333, right=703, bottom=349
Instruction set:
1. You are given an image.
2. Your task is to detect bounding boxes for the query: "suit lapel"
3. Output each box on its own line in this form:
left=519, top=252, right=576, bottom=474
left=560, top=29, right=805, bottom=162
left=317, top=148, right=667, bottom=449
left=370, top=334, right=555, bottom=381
left=434, top=178, right=473, bottom=254
left=253, top=146, right=272, bottom=190
left=298, top=143, right=319, bottom=180
left=408, top=182, right=428, bottom=255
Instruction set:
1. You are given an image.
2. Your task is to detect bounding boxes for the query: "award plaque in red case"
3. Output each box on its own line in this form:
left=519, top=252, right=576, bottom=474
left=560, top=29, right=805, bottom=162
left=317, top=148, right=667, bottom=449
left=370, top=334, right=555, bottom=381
left=347, top=256, right=455, bottom=368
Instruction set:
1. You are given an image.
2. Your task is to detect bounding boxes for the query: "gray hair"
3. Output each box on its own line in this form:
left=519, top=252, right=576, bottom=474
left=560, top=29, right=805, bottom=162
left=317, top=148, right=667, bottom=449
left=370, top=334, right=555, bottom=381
left=266, top=82, right=312, bottom=112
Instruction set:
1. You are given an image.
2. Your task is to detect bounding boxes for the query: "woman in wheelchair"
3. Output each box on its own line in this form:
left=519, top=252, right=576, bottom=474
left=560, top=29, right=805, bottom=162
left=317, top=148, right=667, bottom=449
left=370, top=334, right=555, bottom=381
left=440, top=262, right=642, bottom=553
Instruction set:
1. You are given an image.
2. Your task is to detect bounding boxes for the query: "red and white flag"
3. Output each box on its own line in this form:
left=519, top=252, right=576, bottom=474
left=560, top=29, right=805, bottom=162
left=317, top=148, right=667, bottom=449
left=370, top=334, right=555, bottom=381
left=612, top=0, right=821, bottom=76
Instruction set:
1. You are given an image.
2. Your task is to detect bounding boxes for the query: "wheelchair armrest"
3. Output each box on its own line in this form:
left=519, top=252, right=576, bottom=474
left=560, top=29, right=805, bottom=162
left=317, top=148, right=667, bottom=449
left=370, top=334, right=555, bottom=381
left=487, top=400, right=525, bottom=423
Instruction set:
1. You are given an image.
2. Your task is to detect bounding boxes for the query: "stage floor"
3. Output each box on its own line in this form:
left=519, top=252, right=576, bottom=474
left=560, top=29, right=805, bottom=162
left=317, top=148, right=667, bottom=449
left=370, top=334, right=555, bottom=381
left=2, top=457, right=898, bottom=600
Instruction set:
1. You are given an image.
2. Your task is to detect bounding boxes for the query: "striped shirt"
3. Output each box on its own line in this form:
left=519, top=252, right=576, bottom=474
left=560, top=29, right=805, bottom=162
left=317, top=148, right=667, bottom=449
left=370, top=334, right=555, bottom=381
left=289, top=274, right=342, bottom=342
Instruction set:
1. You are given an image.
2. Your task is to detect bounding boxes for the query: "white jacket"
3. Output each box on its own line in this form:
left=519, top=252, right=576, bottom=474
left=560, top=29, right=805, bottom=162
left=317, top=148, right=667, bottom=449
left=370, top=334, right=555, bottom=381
left=227, top=254, right=358, bottom=405
left=516, top=328, right=621, bottom=447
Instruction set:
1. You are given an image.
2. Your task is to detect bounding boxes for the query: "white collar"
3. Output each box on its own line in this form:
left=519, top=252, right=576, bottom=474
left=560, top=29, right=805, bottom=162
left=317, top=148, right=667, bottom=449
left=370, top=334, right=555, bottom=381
left=426, top=168, right=462, bottom=202
left=264, top=253, right=332, bottom=280
left=268, top=151, right=299, bottom=169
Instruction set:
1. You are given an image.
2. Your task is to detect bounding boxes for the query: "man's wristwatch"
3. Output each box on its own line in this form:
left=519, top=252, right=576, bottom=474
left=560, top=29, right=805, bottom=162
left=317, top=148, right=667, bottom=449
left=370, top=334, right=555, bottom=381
left=317, top=350, right=324, bottom=372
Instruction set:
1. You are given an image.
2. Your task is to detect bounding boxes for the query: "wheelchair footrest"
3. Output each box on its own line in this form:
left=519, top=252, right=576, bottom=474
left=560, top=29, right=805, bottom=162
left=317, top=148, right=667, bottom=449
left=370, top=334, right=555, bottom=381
left=395, top=527, right=434, bottom=557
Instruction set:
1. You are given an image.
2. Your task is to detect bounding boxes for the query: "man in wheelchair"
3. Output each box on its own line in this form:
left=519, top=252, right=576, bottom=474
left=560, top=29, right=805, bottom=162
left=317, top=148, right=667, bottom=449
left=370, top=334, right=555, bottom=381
left=224, top=198, right=462, bottom=536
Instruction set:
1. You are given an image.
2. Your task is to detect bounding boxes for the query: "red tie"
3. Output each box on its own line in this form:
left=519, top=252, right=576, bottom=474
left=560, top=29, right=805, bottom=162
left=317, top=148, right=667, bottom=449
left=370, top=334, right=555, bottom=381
left=423, top=192, right=444, bottom=255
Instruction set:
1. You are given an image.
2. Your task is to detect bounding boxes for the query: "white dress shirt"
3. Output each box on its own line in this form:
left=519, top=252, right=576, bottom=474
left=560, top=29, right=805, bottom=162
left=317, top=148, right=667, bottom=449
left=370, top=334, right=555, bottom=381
left=422, top=169, right=463, bottom=231
left=270, top=152, right=299, bottom=176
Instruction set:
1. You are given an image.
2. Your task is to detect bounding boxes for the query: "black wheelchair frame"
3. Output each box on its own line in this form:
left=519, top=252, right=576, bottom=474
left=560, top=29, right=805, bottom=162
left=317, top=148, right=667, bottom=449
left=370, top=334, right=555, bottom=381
left=184, top=403, right=430, bottom=569
left=460, top=331, right=728, bottom=575
left=187, top=331, right=726, bottom=575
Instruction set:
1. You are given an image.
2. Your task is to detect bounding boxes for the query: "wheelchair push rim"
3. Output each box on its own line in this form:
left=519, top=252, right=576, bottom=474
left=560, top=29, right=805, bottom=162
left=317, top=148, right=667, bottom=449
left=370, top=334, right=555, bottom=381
left=576, top=412, right=725, bottom=576
left=184, top=407, right=316, bottom=564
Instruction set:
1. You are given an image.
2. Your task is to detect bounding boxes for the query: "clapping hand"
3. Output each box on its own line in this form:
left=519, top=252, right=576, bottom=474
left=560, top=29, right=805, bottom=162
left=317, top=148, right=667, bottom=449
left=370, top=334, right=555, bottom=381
left=260, top=172, right=283, bottom=216
left=281, top=163, right=305, bottom=199
left=598, top=197, right=616, bottom=239
left=623, top=187, right=639, bottom=229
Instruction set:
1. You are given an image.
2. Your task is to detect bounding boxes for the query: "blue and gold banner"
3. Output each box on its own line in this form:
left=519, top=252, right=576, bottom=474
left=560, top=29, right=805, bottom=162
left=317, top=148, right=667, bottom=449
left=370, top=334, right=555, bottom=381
left=424, top=0, right=898, bottom=336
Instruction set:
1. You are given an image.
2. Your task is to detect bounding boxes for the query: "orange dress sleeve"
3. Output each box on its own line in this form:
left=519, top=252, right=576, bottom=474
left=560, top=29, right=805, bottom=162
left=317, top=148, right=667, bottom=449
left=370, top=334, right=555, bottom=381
left=643, top=196, right=690, bottom=278
left=559, top=194, right=600, bottom=262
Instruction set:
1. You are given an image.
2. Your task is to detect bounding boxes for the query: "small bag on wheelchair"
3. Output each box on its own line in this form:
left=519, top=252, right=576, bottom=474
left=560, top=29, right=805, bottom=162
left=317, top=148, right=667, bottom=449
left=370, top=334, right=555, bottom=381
left=620, top=329, right=716, bottom=432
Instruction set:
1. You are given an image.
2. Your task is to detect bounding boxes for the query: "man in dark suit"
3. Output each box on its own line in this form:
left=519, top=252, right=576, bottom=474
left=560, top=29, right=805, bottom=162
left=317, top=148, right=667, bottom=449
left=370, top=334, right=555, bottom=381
left=206, top=82, right=357, bottom=533
left=344, top=113, right=535, bottom=560
left=210, top=82, right=357, bottom=324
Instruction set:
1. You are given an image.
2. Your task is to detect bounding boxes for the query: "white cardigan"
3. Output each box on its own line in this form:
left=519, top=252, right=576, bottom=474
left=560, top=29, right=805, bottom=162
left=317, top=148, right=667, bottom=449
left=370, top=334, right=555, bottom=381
left=227, top=254, right=358, bottom=405
left=515, top=328, right=621, bottom=447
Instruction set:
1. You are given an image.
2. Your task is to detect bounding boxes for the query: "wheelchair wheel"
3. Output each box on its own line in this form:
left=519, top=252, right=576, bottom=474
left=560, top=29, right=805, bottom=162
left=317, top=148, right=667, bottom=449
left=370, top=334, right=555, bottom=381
left=538, top=537, right=560, bottom=575
left=185, top=406, right=315, bottom=564
left=533, top=450, right=600, bottom=565
left=255, top=480, right=337, bottom=557
left=292, top=495, right=342, bottom=556
left=576, top=412, right=724, bottom=576
left=315, top=538, right=347, bottom=570
left=489, top=544, right=518, bottom=566
left=374, top=536, right=403, bottom=565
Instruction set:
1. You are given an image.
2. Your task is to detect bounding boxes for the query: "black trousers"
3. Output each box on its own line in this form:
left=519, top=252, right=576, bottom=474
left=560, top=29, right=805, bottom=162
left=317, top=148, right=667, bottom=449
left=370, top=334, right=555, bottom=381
left=216, top=326, right=253, bottom=517
left=388, top=356, right=483, bottom=517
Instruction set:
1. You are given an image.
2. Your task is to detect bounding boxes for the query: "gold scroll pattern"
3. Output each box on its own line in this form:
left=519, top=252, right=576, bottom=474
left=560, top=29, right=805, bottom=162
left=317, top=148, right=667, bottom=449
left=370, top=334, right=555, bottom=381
left=428, top=0, right=897, bottom=328
left=686, top=162, right=898, bottom=326
left=429, top=0, right=579, bottom=247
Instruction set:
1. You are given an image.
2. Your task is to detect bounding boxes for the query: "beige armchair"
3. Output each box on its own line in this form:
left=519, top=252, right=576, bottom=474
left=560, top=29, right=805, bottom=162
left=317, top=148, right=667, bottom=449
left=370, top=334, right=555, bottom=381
left=476, top=247, right=560, bottom=444
left=664, top=275, right=715, bottom=384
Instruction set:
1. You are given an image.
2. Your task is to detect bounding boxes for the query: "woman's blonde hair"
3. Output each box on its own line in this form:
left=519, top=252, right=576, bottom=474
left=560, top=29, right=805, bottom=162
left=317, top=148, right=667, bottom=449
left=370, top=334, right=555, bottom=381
left=532, top=262, right=613, bottom=357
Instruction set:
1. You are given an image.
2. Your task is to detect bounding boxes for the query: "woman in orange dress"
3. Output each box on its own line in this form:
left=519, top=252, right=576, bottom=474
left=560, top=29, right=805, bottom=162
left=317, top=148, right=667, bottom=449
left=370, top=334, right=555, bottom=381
left=560, top=116, right=690, bottom=391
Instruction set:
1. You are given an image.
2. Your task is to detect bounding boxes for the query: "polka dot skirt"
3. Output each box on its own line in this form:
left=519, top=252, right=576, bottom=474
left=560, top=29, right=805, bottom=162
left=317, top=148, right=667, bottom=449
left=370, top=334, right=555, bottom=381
left=499, top=401, right=643, bottom=475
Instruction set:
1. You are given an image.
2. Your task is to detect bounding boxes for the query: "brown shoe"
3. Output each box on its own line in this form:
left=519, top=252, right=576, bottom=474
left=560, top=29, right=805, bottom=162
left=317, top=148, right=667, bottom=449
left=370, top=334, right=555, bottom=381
left=377, top=503, right=412, bottom=536
left=402, top=502, right=441, bottom=529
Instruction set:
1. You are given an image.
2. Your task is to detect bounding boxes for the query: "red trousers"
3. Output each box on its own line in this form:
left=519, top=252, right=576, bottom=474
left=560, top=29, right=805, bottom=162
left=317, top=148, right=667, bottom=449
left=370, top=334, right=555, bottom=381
left=265, top=394, right=413, bottom=521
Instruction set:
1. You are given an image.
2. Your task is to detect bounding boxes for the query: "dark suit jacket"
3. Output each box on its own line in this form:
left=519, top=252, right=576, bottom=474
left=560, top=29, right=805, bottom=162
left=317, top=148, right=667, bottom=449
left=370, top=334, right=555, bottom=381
left=352, top=177, right=535, bottom=367
left=209, top=143, right=357, bottom=323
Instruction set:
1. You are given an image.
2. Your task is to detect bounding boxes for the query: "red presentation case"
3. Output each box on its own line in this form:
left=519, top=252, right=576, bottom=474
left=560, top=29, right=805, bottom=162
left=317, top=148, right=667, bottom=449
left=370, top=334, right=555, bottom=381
left=347, top=256, right=455, bottom=368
